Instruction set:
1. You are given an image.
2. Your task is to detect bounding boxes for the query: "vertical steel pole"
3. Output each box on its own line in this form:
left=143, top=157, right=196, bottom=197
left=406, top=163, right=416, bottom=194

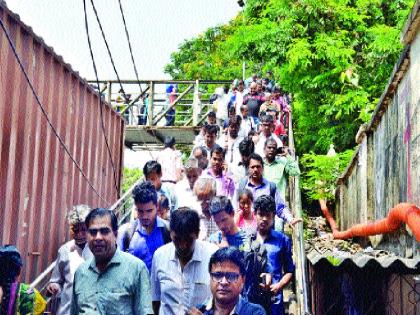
left=147, top=81, right=154, bottom=126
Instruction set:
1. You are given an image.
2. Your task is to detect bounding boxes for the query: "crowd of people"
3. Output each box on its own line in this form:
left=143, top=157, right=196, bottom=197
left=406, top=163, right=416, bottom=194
left=0, top=75, right=301, bottom=315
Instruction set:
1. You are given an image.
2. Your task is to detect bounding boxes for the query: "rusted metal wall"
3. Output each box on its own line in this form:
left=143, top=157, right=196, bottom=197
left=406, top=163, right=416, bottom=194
left=336, top=12, right=420, bottom=258
left=0, top=3, right=124, bottom=282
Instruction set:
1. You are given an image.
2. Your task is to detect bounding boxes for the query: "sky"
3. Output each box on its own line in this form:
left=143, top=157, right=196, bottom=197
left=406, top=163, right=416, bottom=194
left=6, top=0, right=240, bottom=80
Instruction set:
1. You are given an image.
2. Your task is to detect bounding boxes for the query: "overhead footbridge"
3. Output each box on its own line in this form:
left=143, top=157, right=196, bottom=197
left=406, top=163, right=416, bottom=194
left=89, top=79, right=231, bottom=149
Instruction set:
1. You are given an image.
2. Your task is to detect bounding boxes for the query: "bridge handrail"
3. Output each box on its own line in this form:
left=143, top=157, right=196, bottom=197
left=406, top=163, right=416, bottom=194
left=87, top=79, right=231, bottom=127
left=288, top=111, right=311, bottom=315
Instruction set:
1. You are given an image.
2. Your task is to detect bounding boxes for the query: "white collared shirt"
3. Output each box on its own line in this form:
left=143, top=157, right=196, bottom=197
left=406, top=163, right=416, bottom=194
left=49, top=240, right=92, bottom=315
left=151, top=241, right=218, bottom=315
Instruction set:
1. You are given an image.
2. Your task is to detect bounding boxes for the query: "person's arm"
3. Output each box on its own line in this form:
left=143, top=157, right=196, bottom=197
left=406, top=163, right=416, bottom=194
left=134, top=263, right=154, bottom=315
left=150, top=255, right=161, bottom=315
left=270, top=272, right=293, bottom=294
left=274, top=189, right=293, bottom=223
left=47, top=247, right=65, bottom=295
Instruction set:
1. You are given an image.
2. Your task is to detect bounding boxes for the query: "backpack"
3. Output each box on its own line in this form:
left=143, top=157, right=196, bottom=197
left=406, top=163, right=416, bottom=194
left=242, top=234, right=272, bottom=313
left=122, top=220, right=171, bottom=252
left=238, top=177, right=276, bottom=198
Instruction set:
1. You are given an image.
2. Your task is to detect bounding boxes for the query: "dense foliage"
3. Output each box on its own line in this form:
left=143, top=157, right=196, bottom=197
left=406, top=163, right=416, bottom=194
left=300, top=150, right=354, bottom=201
left=165, top=0, right=414, bottom=154
left=122, top=167, right=143, bottom=194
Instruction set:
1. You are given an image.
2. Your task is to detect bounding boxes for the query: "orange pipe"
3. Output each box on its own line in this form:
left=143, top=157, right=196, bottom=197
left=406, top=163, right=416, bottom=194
left=318, top=200, right=420, bottom=243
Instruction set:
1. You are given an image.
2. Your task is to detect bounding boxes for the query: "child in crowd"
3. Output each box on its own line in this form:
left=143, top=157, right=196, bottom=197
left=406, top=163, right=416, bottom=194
left=234, top=188, right=257, bottom=235
left=157, top=195, right=170, bottom=222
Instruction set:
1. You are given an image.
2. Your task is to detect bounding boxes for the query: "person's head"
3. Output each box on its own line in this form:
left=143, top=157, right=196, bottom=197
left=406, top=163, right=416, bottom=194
left=227, top=115, right=241, bottom=139
left=157, top=195, right=170, bottom=220
left=0, top=245, right=23, bottom=285
left=207, top=111, right=217, bottom=125
left=193, top=178, right=217, bottom=213
left=272, top=86, right=281, bottom=98
left=204, top=124, right=218, bottom=148
left=132, top=181, right=158, bottom=230
left=248, top=153, right=264, bottom=182
left=264, top=137, right=278, bottom=162
left=256, top=81, right=263, bottom=93
left=85, top=208, right=118, bottom=262
left=238, top=80, right=245, bottom=92
left=210, top=145, right=225, bottom=175
left=260, top=114, right=274, bottom=137
left=240, top=104, right=249, bottom=118
left=254, top=195, right=276, bottom=234
left=208, top=247, right=246, bottom=305
left=170, top=208, right=200, bottom=260
left=143, top=160, right=162, bottom=190
left=192, top=146, right=209, bottom=170
left=228, top=106, right=236, bottom=118
left=67, top=204, right=91, bottom=247
left=209, top=196, right=236, bottom=236
left=238, top=138, right=254, bottom=166
left=237, top=189, right=253, bottom=216
left=164, top=136, right=176, bottom=149
left=184, top=158, right=202, bottom=189
left=249, top=82, right=257, bottom=95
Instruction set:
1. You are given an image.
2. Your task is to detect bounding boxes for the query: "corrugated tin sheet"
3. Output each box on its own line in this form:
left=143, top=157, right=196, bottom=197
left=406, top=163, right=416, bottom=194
left=307, top=247, right=420, bottom=270
left=0, top=2, right=124, bottom=282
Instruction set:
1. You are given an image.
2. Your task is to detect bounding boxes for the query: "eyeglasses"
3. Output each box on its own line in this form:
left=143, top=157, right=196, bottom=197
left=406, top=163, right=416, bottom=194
left=88, top=227, right=112, bottom=236
left=210, top=272, right=241, bottom=283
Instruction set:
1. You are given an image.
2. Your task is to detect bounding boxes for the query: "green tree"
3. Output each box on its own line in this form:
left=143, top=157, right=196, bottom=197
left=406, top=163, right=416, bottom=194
left=165, top=0, right=413, bottom=154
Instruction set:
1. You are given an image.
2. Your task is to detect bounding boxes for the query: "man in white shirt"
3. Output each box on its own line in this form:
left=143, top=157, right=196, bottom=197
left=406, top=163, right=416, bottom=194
left=216, top=115, right=243, bottom=172
left=254, top=114, right=283, bottom=157
left=156, top=136, right=183, bottom=184
left=151, top=208, right=218, bottom=315
left=47, top=205, right=93, bottom=315
left=174, top=158, right=202, bottom=211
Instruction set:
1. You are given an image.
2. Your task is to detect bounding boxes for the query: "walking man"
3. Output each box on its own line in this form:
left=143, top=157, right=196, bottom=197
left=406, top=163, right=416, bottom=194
left=71, top=208, right=153, bottom=315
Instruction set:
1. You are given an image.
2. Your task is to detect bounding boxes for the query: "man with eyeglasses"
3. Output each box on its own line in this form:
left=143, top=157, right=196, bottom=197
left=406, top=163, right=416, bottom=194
left=188, top=247, right=265, bottom=315
left=71, top=208, right=153, bottom=315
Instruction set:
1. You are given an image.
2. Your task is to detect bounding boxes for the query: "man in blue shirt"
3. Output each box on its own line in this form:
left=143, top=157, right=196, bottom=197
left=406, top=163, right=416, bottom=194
left=118, top=181, right=171, bottom=271
left=253, top=195, right=295, bottom=315
left=208, top=196, right=247, bottom=250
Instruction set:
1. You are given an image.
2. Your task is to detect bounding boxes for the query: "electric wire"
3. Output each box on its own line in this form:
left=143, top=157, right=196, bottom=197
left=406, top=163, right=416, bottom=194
left=83, top=0, right=121, bottom=194
left=87, top=0, right=156, bottom=159
left=0, top=15, right=109, bottom=204
left=117, top=0, right=143, bottom=95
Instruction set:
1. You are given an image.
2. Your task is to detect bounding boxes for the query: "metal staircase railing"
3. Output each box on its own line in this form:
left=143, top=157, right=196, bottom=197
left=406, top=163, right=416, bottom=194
left=29, top=178, right=143, bottom=313
left=288, top=112, right=311, bottom=315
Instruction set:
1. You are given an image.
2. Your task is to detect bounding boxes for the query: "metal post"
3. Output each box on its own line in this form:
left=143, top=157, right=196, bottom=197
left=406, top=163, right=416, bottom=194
left=147, top=81, right=154, bottom=126
left=192, top=79, right=200, bottom=126
left=107, top=81, right=112, bottom=104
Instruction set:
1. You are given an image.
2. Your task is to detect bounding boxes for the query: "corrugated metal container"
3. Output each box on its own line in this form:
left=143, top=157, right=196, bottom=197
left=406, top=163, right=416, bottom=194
left=336, top=7, right=420, bottom=259
left=0, top=2, right=124, bottom=282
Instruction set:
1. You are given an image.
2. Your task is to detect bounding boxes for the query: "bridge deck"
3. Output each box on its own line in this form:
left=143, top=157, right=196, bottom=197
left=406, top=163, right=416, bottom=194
left=125, top=125, right=200, bottom=148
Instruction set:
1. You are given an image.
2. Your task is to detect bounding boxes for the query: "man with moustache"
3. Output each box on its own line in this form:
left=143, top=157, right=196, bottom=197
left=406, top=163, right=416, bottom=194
left=151, top=208, right=217, bottom=315
left=71, top=208, right=153, bottom=315
left=118, top=181, right=171, bottom=271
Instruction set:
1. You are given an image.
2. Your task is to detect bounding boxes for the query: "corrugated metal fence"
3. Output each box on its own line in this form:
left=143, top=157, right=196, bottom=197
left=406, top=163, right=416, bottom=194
left=336, top=9, right=420, bottom=258
left=0, top=2, right=124, bottom=282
